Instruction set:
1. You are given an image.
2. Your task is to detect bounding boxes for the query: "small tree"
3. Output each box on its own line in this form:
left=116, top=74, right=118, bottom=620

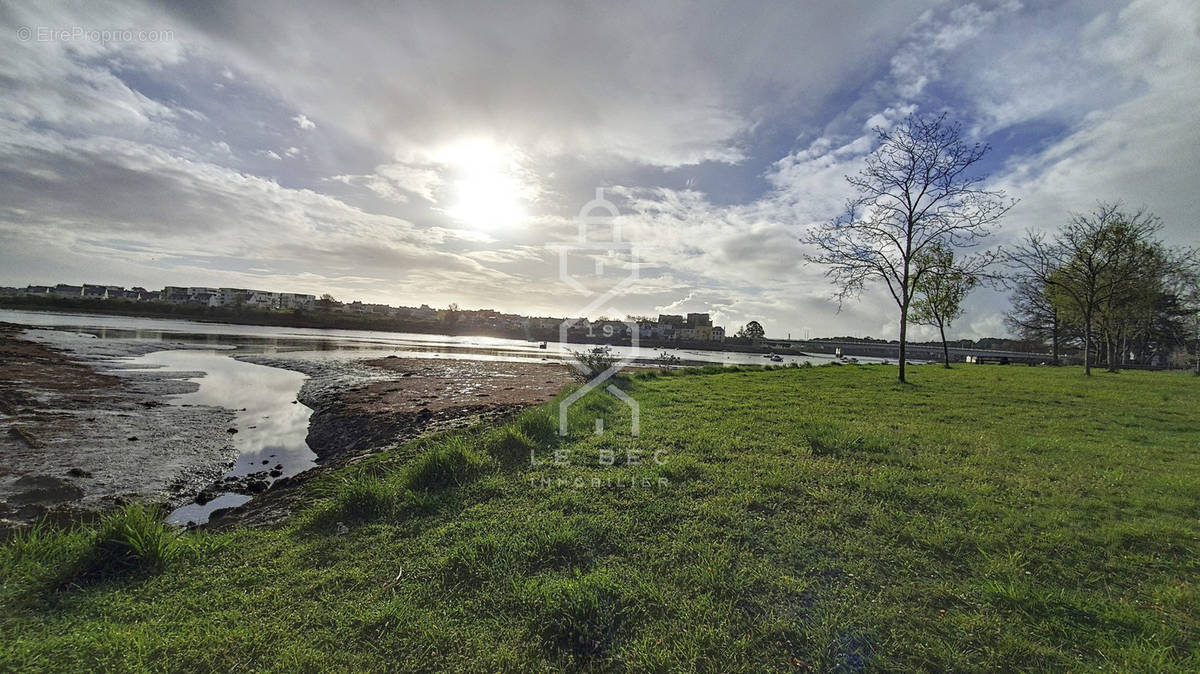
left=806, top=113, right=1013, bottom=383
left=909, top=244, right=980, bottom=368
left=1169, top=256, right=1200, bottom=374
left=442, top=302, right=461, bottom=329
left=737, top=321, right=765, bottom=340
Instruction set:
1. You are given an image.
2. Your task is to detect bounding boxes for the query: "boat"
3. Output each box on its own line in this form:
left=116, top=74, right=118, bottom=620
left=770, top=354, right=783, bottom=362
left=538, top=341, right=547, bottom=349
left=590, top=345, right=612, bottom=355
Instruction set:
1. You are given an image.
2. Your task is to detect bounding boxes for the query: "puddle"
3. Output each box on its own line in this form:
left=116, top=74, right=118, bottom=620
left=123, top=350, right=315, bottom=525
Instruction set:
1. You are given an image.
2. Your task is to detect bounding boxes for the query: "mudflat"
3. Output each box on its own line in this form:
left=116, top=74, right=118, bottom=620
left=0, top=325, right=237, bottom=529
left=1, top=323, right=575, bottom=531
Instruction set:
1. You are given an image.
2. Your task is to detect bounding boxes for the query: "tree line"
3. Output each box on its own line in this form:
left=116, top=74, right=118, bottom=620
left=1005, top=205, right=1198, bottom=375
left=805, top=113, right=1198, bottom=383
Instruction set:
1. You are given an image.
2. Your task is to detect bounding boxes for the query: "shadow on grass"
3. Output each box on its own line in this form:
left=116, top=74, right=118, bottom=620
left=2, top=503, right=190, bottom=597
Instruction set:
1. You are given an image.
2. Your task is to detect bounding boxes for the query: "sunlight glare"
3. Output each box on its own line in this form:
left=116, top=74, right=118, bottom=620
left=443, top=139, right=529, bottom=230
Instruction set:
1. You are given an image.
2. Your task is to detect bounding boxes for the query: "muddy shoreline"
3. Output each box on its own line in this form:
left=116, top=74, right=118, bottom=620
left=203, top=354, right=573, bottom=528
left=0, top=322, right=572, bottom=531
left=0, top=324, right=238, bottom=529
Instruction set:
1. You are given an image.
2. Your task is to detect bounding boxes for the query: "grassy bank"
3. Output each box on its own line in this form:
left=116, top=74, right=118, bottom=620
left=2, top=365, right=1197, bottom=671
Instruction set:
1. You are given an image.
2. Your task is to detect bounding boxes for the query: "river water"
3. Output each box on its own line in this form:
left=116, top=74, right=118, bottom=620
left=122, top=350, right=316, bottom=525
left=0, top=308, right=841, bottom=366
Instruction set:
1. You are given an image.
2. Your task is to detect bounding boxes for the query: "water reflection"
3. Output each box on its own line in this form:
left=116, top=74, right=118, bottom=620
left=125, top=350, right=315, bottom=526
left=0, top=308, right=843, bottom=366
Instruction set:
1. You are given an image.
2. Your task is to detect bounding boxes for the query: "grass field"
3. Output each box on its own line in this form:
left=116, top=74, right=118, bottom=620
left=2, top=364, right=1198, bottom=671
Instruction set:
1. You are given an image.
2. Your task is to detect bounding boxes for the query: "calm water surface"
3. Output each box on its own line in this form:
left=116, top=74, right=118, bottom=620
left=0, top=308, right=837, bottom=366
left=123, top=350, right=314, bottom=526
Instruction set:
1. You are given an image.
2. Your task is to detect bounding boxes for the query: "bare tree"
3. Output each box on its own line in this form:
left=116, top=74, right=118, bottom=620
left=1165, top=252, right=1200, bottom=374
left=1003, top=224, right=1075, bottom=368
left=909, top=244, right=984, bottom=368
left=1006, top=204, right=1164, bottom=375
left=806, top=113, right=1013, bottom=383
left=1005, top=276, right=1068, bottom=363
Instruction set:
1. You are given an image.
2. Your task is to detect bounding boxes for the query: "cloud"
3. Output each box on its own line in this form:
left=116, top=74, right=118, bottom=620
left=0, top=127, right=497, bottom=297
left=0, top=0, right=1196, bottom=342
left=988, top=0, right=1200, bottom=245
left=330, top=161, right=443, bottom=203
left=158, top=0, right=937, bottom=168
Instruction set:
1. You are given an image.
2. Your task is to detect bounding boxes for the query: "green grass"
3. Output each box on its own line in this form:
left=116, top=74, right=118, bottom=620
left=1, top=365, right=1197, bottom=671
left=2, top=504, right=187, bottom=595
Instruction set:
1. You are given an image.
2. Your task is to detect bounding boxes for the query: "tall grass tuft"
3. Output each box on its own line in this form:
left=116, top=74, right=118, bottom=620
left=525, top=569, right=629, bottom=658
left=515, top=409, right=559, bottom=447
left=1, top=522, right=92, bottom=598
left=403, top=436, right=491, bottom=491
left=487, top=426, right=536, bottom=465
left=329, top=472, right=397, bottom=521
left=77, top=504, right=183, bottom=581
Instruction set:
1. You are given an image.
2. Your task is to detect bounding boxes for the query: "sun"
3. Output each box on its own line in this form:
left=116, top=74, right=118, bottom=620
left=442, top=139, right=530, bottom=230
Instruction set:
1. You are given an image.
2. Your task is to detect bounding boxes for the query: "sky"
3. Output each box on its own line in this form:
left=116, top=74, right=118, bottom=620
left=1, top=0, right=1197, bottom=340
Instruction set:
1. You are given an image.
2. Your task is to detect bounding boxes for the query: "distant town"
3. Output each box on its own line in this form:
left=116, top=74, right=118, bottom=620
left=2, top=281, right=1059, bottom=363
left=0, top=282, right=736, bottom=345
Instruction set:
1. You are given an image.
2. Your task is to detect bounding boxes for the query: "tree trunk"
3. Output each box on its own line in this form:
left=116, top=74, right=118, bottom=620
left=1194, top=317, right=1199, bottom=375
left=1051, top=310, right=1060, bottom=365
left=939, top=322, right=951, bottom=368
left=898, top=303, right=908, bottom=383
left=1083, top=318, right=1092, bottom=376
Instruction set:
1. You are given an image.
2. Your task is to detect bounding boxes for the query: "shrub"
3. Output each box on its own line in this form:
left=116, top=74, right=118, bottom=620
left=403, top=436, right=491, bottom=491
left=568, top=349, right=618, bottom=383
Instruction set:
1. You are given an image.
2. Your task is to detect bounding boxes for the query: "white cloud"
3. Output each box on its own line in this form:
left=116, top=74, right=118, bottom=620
left=988, top=0, right=1200, bottom=246
left=330, top=162, right=443, bottom=203
left=157, top=1, right=937, bottom=168
left=1, top=0, right=1196, bottom=340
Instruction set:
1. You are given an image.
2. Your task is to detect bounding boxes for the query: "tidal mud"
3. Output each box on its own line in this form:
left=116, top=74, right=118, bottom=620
left=1, top=321, right=574, bottom=531
left=0, top=325, right=238, bottom=530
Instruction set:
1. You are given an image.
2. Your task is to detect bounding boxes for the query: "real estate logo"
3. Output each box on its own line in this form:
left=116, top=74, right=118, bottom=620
left=552, top=188, right=640, bottom=437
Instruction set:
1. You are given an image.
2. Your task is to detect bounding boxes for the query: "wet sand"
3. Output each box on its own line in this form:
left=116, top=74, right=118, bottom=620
left=0, top=324, right=238, bottom=529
